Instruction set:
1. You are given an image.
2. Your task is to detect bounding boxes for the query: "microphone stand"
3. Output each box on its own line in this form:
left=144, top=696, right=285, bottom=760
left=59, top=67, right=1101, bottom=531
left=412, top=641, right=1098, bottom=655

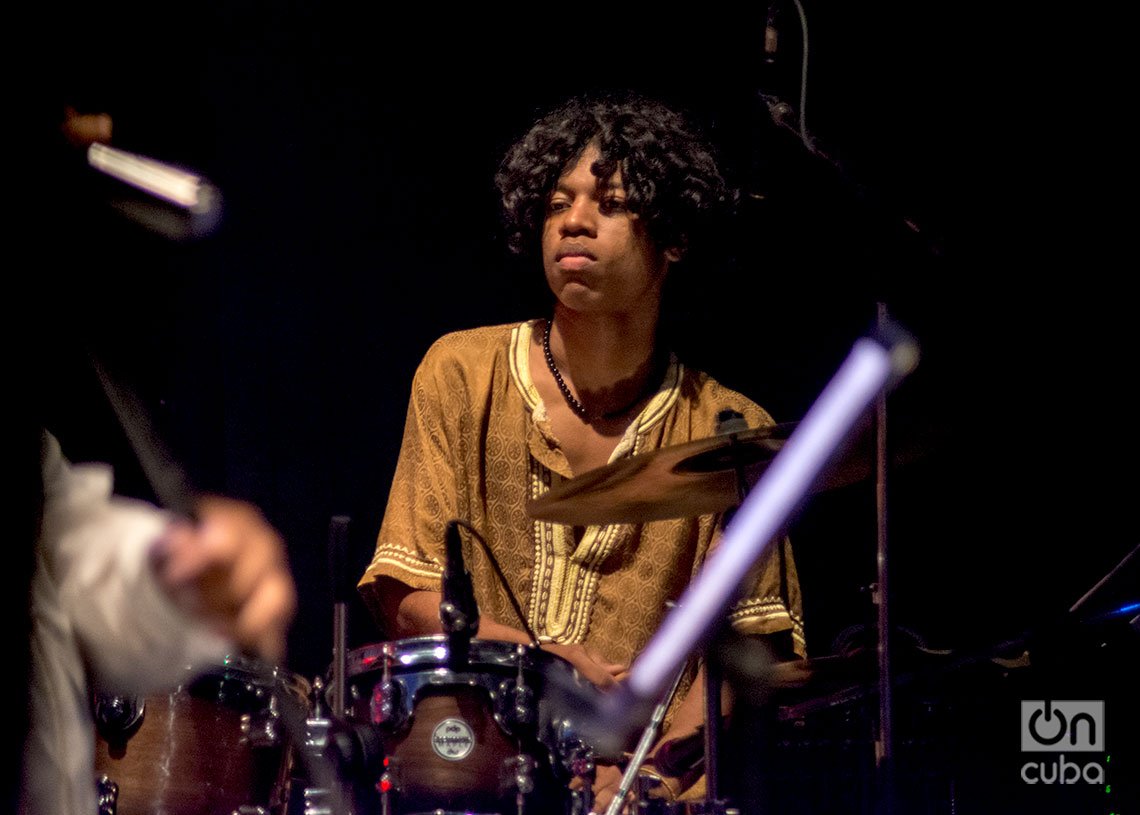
left=701, top=412, right=754, bottom=814
left=762, top=64, right=922, bottom=807
left=441, top=519, right=480, bottom=668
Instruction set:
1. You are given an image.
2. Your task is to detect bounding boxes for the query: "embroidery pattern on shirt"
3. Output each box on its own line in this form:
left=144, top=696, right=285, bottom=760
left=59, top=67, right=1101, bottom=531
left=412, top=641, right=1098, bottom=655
left=512, top=321, right=683, bottom=643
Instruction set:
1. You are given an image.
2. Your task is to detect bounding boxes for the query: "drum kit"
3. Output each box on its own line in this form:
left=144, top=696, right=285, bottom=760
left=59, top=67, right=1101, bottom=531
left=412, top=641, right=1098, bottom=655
left=88, top=417, right=890, bottom=815
left=88, top=330, right=930, bottom=814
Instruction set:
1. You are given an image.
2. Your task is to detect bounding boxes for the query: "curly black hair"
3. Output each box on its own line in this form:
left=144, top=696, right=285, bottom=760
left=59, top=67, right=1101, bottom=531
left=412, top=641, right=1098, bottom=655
left=495, top=93, right=737, bottom=259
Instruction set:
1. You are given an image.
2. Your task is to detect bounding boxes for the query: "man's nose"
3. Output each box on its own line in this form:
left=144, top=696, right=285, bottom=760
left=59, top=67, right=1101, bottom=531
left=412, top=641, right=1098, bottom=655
left=561, top=198, right=596, bottom=236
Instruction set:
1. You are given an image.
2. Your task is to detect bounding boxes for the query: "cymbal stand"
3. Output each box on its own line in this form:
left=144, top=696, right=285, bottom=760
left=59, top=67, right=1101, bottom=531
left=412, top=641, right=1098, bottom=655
left=701, top=412, right=752, bottom=814
left=575, top=325, right=918, bottom=769
left=873, top=302, right=895, bottom=815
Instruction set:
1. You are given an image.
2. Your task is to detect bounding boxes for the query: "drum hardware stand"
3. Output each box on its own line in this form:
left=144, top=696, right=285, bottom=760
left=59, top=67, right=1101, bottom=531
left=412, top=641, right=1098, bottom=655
left=301, top=673, right=373, bottom=815
left=302, top=676, right=341, bottom=815
left=300, top=516, right=352, bottom=815
left=602, top=666, right=687, bottom=815
left=872, top=301, right=895, bottom=815
left=569, top=324, right=917, bottom=771
left=329, top=515, right=352, bottom=718
left=692, top=410, right=754, bottom=815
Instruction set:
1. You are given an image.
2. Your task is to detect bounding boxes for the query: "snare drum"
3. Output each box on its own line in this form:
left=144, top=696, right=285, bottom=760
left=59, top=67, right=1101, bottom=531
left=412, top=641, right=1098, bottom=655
left=93, top=656, right=310, bottom=815
left=342, top=637, right=590, bottom=814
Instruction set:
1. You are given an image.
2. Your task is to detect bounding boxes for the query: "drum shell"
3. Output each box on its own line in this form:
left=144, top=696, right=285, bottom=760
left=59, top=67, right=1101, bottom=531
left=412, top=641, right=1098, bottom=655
left=93, top=658, right=309, bottom=815
left=342, top=637, right=583, bottom=814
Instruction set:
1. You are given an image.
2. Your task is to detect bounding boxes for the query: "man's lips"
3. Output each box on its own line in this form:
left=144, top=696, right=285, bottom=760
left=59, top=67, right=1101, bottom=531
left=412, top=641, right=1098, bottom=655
left=558, top=255, right=594, bottom=271
left=555, top=244, right=596, bottom=262
left=555, top=244, right=596, bottom=270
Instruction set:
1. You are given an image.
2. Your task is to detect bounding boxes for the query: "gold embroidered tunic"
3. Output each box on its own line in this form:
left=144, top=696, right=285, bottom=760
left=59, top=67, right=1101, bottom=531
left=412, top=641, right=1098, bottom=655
left=359, top=321, right=805, bottom=665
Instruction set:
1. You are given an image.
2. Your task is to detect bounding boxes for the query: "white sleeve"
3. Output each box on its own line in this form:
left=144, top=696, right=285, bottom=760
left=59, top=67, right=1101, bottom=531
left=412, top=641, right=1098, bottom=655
left=36, top=432, right=231, bottom=695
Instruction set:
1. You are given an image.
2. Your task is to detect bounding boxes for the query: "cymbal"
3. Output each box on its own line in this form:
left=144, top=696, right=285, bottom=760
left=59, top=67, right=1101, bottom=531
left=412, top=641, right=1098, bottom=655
left=527, top=422, right=874, bottom=525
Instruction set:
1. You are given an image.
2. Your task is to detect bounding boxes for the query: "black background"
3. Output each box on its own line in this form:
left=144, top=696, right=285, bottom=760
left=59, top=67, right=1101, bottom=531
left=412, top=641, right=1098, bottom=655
left=33, top=4, right=1136, bottom=811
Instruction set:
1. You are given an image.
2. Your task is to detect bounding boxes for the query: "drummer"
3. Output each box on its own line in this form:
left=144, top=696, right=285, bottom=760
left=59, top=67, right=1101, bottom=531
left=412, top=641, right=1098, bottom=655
left=358, top=92, right=805, bottom=811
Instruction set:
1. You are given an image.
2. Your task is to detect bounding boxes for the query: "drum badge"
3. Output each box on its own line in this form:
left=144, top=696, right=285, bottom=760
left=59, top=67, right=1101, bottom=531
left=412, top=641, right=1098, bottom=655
left=431, top=717, right=475, bottom=761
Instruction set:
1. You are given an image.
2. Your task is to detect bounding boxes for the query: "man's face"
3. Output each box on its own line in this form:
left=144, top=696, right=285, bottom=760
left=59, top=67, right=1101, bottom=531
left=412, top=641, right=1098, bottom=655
left=541, top=143, right=677, bottom=318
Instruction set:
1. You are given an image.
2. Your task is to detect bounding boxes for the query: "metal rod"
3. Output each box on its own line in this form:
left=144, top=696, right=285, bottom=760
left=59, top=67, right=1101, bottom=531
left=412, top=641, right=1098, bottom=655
left=328, top=516, right=351, bottom=717
left=332, top=603, right=347, bottom=717
left=627, top=330, right=916, bottom=705
left=704, top=655, right=722, bottom=805
left=874, top=301, right=894, bottom=814
left=603, top=668, right=687, bottom=815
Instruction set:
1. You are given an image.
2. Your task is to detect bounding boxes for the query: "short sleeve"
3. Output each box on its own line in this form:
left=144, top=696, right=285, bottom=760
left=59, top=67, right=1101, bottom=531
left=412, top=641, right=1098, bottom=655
left=358, top=341, right=463, bottom=609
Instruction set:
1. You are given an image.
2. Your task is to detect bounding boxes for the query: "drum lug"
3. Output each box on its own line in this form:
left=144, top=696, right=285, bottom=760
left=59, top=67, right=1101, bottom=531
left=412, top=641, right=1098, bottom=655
left=242, top=694, right=281, bottom=748
left=552, top=717, right=594, bottom=777
left=301, top=788, right=335, bottom=815
left=92, top=693, right=145, bottom=744
left=562, top=740, right=596, bottom=814
left=369, top=676, right=406, bottom=730
left=95, top=773, right=119, bottom=815
left=496, top=677, right=536, bottom=733
left=377, top=756, right=400, bottom=815
left=501, top=752, right=537, bottom=797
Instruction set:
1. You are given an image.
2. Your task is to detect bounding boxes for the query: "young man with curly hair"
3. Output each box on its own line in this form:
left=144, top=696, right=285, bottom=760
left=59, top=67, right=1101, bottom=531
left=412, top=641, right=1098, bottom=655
left=358, top=93, right=804, bottom=812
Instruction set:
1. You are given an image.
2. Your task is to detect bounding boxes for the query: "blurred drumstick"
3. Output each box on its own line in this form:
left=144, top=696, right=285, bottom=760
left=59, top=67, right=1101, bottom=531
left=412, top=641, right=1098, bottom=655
left=88, top=143, right=212, bottom=210
left=92, top=355, right=353, bottom=813
left=91, top=353, right=199, bottom=520
left=86, top=142, right=222, bottom=240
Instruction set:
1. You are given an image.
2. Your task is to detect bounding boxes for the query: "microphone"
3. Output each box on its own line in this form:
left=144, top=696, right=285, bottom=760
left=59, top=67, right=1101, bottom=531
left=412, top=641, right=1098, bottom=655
left=440, top=519, right=480, bottom=666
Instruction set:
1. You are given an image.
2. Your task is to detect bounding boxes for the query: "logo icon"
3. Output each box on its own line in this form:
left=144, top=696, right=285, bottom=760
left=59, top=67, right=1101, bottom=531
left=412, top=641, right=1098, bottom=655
left=1021, top=701, right=1104, bottom=752
left=431, top=717, right=475, bottom=761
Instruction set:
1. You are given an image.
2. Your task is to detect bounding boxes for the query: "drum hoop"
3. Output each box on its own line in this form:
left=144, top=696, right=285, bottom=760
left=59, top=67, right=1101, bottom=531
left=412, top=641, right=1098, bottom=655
left=189, top=656, right=311, bottom=702
left=345, top=635, right=575, bottom=681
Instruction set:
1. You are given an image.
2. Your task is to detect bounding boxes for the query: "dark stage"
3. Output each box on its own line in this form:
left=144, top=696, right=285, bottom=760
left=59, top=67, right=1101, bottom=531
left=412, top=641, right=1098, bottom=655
left=32, top=3, right=1137, bottom=813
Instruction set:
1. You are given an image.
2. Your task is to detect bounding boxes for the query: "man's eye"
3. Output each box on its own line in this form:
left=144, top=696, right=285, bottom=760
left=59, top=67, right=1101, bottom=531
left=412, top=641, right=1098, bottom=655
left=600, top=198, right=627, bottom=214
left=548, top=199, right=570, bottom=212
